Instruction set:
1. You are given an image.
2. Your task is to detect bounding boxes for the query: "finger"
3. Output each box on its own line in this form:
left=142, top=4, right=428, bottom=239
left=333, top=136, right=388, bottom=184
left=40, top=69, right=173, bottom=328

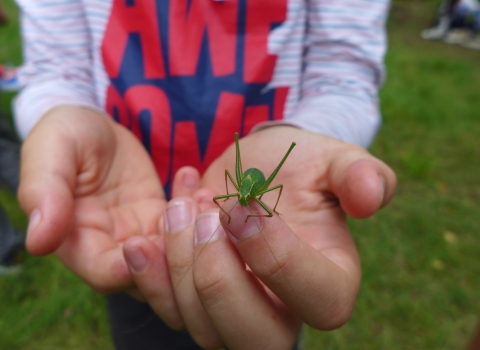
left=54, top=195, right=166, bottom=294
left=55, top=227, right=134, bottom=293
left=19, top=119, right=77, bottom=255
left=192, top=188, right=218, bottom=212
left=220, top=199, right=361, bottom=330
left=163, top=197, right=222, bottom=348
left=193, top=210, right=300, bottom=350
left=123, top=234, right=183, bottom=330
left=328, top=151, right=397, bottom=219
left=171, top=166, right=200, bottom=198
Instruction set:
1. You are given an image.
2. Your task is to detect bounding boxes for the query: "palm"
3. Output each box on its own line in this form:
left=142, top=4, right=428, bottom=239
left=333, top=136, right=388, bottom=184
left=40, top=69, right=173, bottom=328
left=69, top=120, right=166, bottom=244
left=202, top=128, right=353, bottom=253
left=21, top=108, right=166, bottom=292
left=61, top=119, right=167, bottom=292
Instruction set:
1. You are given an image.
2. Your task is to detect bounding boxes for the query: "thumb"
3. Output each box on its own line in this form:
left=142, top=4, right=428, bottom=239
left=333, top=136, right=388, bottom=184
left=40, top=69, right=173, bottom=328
left=328, top=151, right=397, bottom=219
left=218, top=199, right=359, bottom=329
left=19, top=120, right=77, bottom=255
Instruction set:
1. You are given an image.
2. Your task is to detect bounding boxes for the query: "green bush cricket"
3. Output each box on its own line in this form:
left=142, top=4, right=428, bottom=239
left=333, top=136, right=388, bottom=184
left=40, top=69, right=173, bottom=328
left=213, top=132, right=296, bottom=222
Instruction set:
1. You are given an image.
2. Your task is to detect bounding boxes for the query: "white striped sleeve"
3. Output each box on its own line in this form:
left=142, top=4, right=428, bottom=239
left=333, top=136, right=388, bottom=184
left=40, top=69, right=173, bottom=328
left=14, top=0, right=102, bottom=139
left=292, top=0, right=389, bottom=148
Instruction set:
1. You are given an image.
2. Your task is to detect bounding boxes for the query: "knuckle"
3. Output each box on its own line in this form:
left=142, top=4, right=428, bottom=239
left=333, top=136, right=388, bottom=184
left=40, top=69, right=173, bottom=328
left=254, top=249, right=293, bottom=283
left=167, top=257, right=193, bottom=282
left=193, top=268, right=230, bottom=304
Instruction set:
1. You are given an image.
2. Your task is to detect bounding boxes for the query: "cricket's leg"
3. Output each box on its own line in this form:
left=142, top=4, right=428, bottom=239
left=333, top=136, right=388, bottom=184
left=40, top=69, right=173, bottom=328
left=258, top=184, right=283, bottom=215
left=225, top=170, right=239, bottom=198
left=245, top=197, right=274, bottom=223
left=213, top=193, right=239, bottom=223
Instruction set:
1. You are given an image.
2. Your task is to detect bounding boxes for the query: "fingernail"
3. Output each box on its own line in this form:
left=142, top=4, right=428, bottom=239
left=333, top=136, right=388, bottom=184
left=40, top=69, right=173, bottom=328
left=225, top=206, right=264, bottom=241
left=27, top=209, right=41, bottom=237
left=228, top=216, right=261, bottom=241
left=164, top=200, right=193, bottom=234
left=125, top=246, right=148, bottom=273
left=195, top=212, right=226, bottom=245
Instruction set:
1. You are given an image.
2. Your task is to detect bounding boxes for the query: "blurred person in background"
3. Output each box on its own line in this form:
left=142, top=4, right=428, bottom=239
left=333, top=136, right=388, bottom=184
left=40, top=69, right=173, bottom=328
left=422, top=0, right=480, bottom=49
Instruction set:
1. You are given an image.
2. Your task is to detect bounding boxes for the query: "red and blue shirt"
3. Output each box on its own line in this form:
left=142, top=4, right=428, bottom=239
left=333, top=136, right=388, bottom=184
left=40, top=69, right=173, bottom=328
left=15, top=0, right=390, bottom=190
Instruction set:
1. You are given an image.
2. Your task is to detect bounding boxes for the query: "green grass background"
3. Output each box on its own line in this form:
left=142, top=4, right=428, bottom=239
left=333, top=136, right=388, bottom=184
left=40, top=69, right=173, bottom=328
left=1, top=0, right=479, bottom=349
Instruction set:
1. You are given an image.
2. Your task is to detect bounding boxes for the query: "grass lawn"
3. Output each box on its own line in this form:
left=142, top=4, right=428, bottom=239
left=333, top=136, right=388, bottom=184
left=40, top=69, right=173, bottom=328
left=1, top=0, right=480, bottom=349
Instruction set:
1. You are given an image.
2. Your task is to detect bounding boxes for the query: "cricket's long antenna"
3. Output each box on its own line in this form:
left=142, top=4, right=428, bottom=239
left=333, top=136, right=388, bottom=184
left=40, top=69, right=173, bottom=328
left=234, top=132, right=243, bottom=185
left=261, top=142, right=296, bottom=191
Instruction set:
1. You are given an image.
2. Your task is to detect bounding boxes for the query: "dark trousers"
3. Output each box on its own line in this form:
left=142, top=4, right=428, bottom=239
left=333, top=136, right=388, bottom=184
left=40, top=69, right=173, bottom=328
left=107, top=293, right=202, bottom=350
left=107, top=293, right=303, bottom=350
